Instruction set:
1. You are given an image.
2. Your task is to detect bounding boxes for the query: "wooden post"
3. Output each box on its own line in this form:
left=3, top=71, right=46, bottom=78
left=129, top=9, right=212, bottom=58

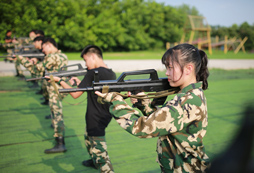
left=234, top=37, right=248, bottom=54
left=189, top=31, right=195, bottom=44
left=180, top=33, right=185, bottom=43
left=216, top=36, right=219, bottom=44
left=207, top=30, right=212, bottom=55
left=224, top=36, right=228, bottom=54
left=166, top=42, right=170, bottom=50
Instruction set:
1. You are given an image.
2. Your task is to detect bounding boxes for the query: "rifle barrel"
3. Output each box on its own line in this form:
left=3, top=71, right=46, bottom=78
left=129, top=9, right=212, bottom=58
left=59, top=87, right=94, bottom=93
left=26, top=69, right=87, bottom=82
left=26, top=77, right=45, bottom=81
left=16, top=53, right=45, bottom=58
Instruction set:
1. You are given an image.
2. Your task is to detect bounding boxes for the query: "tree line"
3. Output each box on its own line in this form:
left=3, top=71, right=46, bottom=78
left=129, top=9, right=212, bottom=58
left=0, top=0, right=253, bottom=52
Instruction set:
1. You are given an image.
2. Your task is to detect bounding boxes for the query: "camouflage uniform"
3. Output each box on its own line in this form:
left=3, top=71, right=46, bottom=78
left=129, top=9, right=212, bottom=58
left=13, top=38, right=32, bottom=76
left=19, top=56, right=48, bottom=99
left=17, top=37, right=32, bottom=46
left=19, top=56, right=43, bottom=78
left=41, top=79, right=49, bottom=101
left=99, top=82, right=210, bottom=172
left=84, top=130, right=114, bottom=172
left=4, top=43, right=24, bottom=76
left=14, top=58, right=24, bottom=76
left=36, top=50, right=68, bottom=137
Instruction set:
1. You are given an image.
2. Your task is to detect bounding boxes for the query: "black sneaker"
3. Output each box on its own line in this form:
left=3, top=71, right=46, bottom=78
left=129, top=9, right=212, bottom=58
left=36, top=89, right=43, bottom=95
left=82, top=159, right=97, bottom=169
left=18, top=75, right=26, bottom=81
left=41, top=100, right=49, bottom=105
left=29, top=83, right=39, bottom=88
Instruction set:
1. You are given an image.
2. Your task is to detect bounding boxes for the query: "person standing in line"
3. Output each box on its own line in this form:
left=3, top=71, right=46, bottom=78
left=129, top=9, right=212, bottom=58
left=16, top=36, right=49, bottom=105
left=95, top=43, right=211, bottom=172
left=34, top=37, right=69, bottom=153
left=13, top=30, right=44, bottom=80
left=47, top=45, right=116, bottom=172
left=4, top=30, right=18, bottom=44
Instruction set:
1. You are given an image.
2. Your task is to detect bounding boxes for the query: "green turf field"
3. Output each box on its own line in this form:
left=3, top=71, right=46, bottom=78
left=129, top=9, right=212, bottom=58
left=0, top=69, right=254, bottom=172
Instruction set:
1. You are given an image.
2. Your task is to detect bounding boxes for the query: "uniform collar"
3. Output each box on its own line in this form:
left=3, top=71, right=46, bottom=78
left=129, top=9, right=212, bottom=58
left=180, top=82, right=203, bottom=93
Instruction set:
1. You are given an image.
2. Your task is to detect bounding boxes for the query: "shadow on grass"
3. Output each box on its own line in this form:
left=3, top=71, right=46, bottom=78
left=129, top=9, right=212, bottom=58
left=24, top=103, right=95, bottom=172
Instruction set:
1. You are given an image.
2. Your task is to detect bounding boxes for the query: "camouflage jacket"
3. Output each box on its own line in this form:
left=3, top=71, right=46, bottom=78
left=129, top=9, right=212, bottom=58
left=19, top=57, right=33, bottom=68
left=101, top=82, right=210, bottom=172
left=36, top=50, right=68, bottom=73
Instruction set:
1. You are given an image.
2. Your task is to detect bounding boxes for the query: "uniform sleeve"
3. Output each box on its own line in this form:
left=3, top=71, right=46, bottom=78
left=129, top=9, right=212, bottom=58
left=135, top=97, right=156, bottom=116
left=35, top=61, right=45, bottom=72
left=43, top=55, right=57, bottom=71
left=106, top=92, right=185, bottom=138
left=20, top=58, right=33, bottom=68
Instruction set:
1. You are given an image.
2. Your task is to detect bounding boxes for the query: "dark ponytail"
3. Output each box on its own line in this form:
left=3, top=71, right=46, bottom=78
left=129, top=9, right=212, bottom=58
left=161, top=43, right=209, bottom=90
left=197, top=50, right=209, bottom=90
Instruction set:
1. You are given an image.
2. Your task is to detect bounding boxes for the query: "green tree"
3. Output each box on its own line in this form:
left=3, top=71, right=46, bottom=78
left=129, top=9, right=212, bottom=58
left=238, top=22, right=254, bottom=50
left=4, top=0, right=252, bottom=52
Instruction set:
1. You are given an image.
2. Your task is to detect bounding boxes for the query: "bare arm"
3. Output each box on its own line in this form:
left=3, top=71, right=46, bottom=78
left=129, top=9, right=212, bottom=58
left=45, top=76, right=84, bottom=99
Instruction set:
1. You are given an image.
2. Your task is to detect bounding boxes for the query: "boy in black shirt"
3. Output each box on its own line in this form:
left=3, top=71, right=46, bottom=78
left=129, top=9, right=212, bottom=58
left=47, top=45, right=116, bottom=172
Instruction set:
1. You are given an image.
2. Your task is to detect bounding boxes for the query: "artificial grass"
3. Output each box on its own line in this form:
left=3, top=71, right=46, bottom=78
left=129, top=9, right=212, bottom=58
left=0, top=69, right=253, bottom=172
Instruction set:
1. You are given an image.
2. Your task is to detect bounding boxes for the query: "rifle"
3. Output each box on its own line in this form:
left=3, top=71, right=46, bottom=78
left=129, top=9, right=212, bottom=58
left=59, top=69, right=180, bottom=106
left=0, top=42, right=16, bottom=48
left=0, top=49, right=45, bottom=61
left=26, top=63, right=87, bottom=82
left=15, top=44, right=35, bottom=51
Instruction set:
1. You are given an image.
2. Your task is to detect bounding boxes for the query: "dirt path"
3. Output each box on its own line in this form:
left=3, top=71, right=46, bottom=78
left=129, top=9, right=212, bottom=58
left=0, top=59, right=254, bottom=76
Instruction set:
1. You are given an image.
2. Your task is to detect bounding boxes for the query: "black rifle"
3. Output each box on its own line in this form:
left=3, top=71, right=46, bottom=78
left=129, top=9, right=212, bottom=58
left=15, top=45, right=35, bottom=51
left=59, top=69, right=180, bottom=106
left=26, top=63, right=87, bottom=82
left=0, top=43, right=15, bottom=48
left=0, top=48, right=45, bottom=61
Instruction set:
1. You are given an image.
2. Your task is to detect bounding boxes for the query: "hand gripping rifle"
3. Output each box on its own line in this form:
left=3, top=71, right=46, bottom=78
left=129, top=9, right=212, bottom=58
left=59, top=69, right=180, bottom=106
left=26, top=63, right=87, bottom=83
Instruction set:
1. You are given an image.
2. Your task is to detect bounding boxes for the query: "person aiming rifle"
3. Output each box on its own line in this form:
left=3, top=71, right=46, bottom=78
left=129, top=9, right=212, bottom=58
left=34, top=37, right=69, bottom=154
left=15, top=36, right=45, bottom=84
left=95, top=43, right=211, bottom=172
left=26, top=63, right=87, bottom=108
left=47, top=45, right=116, bottom=172
left=14, top=29, right=44, bottom=80
left=4, top=30, right=18, bottom=44
left=10, top=36, right=45, bottom=83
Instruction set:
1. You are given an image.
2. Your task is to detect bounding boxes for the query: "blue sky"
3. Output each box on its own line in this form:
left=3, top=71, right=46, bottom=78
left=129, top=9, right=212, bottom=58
left=155, top=0, right=254, bottom=27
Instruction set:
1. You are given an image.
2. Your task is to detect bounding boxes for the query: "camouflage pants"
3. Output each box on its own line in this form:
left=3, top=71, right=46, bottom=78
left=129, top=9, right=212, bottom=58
left=47, top=82, right=68, bottom=137
left=85, top=130, right=114, bottom=173
left=42, top=79, right=49, bottom=100
left=14, top=58, right=23, bottom=76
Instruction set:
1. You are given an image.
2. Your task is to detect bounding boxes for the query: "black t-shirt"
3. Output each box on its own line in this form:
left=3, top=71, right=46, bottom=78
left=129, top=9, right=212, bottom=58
left=78, top=67, right=116, bottom=136
left=4, top=36, right=12, bottom=42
